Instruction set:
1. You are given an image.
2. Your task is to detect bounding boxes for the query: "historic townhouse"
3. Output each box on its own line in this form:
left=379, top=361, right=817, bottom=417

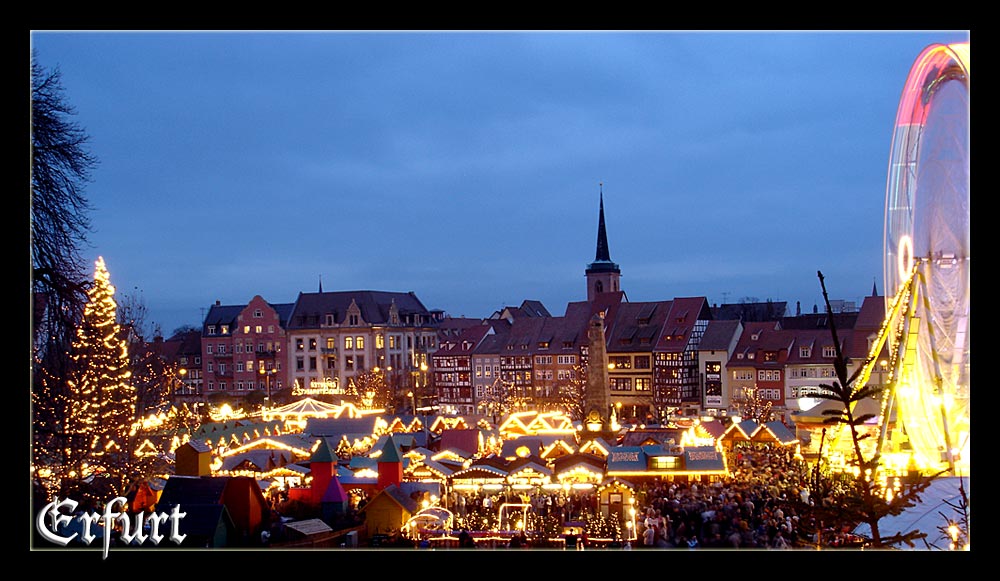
left=653, top=297, right=713, bottom=418
left=727, top=320, right=793, bottom=421
left=695, top=319, right=743, bottom=417
left=433, top=323, right=492, bottom=415
left=201, top=295, right=294, bottom=402
left=283, top=290, right=443, bottom=400
left=603, top=300, right=671, bottom=423
left=471, top=323, right=509, bottom=420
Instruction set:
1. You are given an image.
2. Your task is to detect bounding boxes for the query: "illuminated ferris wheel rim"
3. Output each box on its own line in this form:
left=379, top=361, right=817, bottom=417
left=885, top=41, right=970, bottom=293
left=881, top=40, right=969, bottom=474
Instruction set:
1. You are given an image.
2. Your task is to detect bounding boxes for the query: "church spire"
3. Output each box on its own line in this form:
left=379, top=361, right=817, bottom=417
left=595, top=182, right=611, bottom=262
left=585, top=182, right=621, bottom=302
left=872, top=277, right=879, bottom=297
left=319, top=275, right=323, bottom=293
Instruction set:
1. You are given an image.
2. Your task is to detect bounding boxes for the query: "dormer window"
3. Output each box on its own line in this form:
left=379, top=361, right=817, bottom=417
left=220, top=325, right=229, bottom=335
left=207, top=325, right=216, bottom=335
left=800, top=346, right=811, bottom=358
left=254, top=309, right=262, bottom=318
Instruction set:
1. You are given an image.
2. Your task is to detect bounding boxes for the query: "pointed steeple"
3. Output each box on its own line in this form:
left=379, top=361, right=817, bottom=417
left=872, top=277, right=879, bottom=297
left=585, top=183, right=621, bottom=302
left=318, top=275, right=323, bottom=293
left=595, top=184, right=611, bottom=262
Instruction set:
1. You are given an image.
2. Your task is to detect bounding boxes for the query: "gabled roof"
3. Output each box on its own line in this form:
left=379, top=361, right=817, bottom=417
left=656, top=297, right=712, bottom=352
left=287, top=290, right=433, bottom=329
left=698, top=320, right=743, bottom=351
left=361, top=484, right=421, bottom=514
left=156, top=475, right=230, bottom=508
left=438, top=429, right=481, bottom=457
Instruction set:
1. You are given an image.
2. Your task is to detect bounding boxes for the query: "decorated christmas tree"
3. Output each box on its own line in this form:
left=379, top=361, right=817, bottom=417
left=64, top=256, right=136, bottom=497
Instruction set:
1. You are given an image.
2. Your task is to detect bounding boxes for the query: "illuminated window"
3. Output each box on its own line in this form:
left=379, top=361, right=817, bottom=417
left=650, top=456, right=679, bottom=469
left=255, top=325, right=262, bottom=333
left=309, top=338, right=317, bottom=350
left=296, top=338, right=304, bottom=351
left=243, top=325, right=250, bottom=333
left=376, top=334, right=384, bottom=349
left=326, top=337, right=336, bottom=350
left=389, top=335, right=398, bottom=349
left=345, top=337, right=354, bottom=349
left=221, top=325, right=229, bottom=335
left=356, top=336, right=364, bottom=349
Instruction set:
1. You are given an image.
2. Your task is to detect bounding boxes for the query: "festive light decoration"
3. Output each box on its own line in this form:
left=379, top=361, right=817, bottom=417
left=882, top=41, right=970, bottom=476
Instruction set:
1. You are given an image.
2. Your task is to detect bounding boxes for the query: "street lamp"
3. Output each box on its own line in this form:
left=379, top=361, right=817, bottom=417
left=407, top=391, right=416, bottom=415
left=259, top=367, right=277, bottom=409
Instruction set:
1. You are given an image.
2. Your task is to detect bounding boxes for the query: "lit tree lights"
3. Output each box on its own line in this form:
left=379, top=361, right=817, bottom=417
left=64, top=257, right=135, bottom=497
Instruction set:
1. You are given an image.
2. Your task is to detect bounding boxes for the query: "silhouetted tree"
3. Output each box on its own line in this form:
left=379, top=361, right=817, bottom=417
left=31, top=53, right=98, bottom=501
left=809, top=270, right=940, bottom=548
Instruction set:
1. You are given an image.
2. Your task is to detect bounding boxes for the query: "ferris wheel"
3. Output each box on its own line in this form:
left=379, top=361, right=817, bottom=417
left=882, top=41, right=970, bottom=475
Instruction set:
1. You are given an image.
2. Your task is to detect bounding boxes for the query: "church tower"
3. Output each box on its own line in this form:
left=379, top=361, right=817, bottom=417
left=586, top=184, right=621, bottom=302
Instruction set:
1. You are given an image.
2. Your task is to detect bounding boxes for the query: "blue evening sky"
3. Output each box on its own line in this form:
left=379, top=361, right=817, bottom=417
left=30, top=30, right=970, bottom=335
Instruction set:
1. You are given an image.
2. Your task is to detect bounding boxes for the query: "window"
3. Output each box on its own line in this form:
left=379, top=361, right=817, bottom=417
left=267, top=325, right=274, bottom=333
left=823, top=346, right=837, bottom=357
left=218, top=363, right=226, bottom=374
left=345, top=356, right=355, bottom=371
left=255, top=325, right=262, bottom=333
left=345, top=337, right=354, bottom=349
left=206, top=345, right=214, bottom=355
left=800, top=346, right=811, bottom=358
left=207, top=362, right=214, bottom=372
left=309, top=338, right=317, bottom=350
left=349, top=314, right=359, bottom=325
left=254, top=309, right=262, bottom=318
left=389, top=335, right=398, bottom=349
left=634, top=356, right=650, bottom=369
left=609, top=356, right=632, bottom=369
left=326, top=337, right=336, bottom=350
left=207, top=325, right=216, bottom=335
left=296, top=357, right=304, bottom=371
left=356, top=336, right=364, bottom=349
left=243, top=325, right=250, bottom=334
left=221, top=325, right=229, bottom=335
left=309, top=357, right=317, bottom=371
left=326, top=314, right=334, bottom=326
left=296, top=338, right=304, bottom=351
left=235, top=343, right=243, bottom=354
left=635, top=378, right=651, bottom=391
left=609, top=377, right=632, bottom=391
left=236, top=362, right=244, bottom=372
left=217, top=344, right=226, bottom=354
left=758, top=370, right=765, bottom=381
left=376, top=334, right=385, bottom=349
